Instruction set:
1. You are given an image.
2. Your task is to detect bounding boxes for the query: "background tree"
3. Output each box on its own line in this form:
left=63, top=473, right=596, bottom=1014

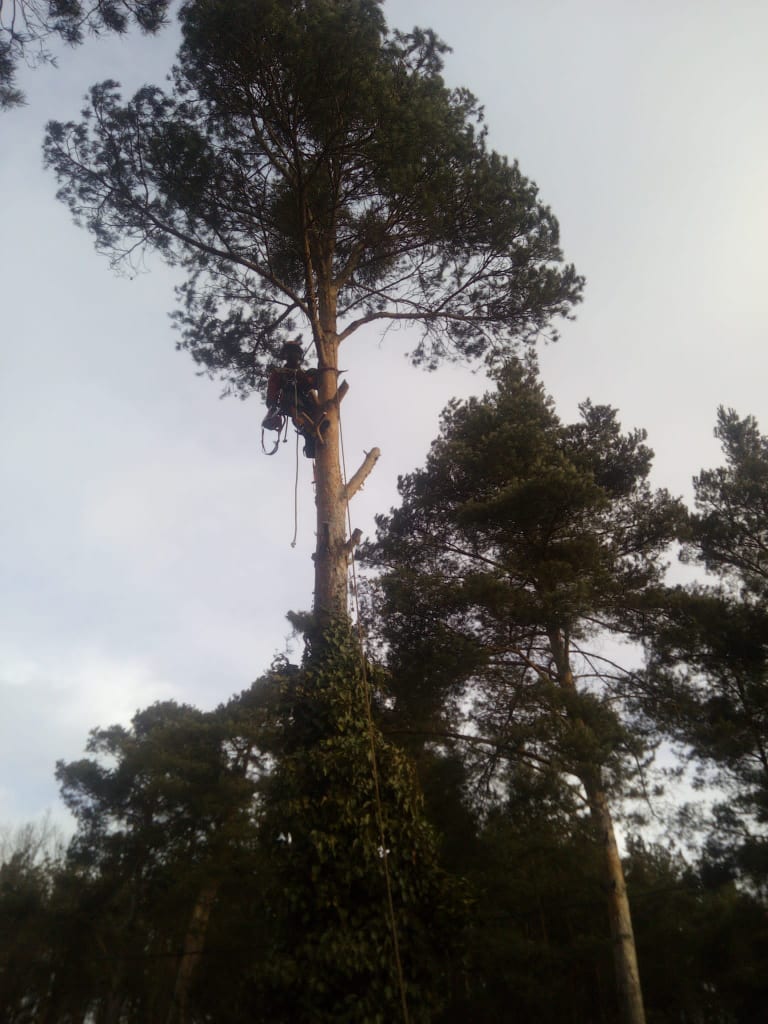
left=3, top=669, right=767, bottom=1021
left=364, top=357, right=684, bottom=1024
left=433, top=764, right=620, bottom=1024
left=686, top=407, right=768, bottom=601
left=0, top=819, right=65, bottom=1023
left=624, top=837, right=768, bottom=1024
left=43, top=698, right=269, bottom=1023
left=0, top=0, right=172, bottom=108
left=641, top=407, right=768, bottom=894
left=0, top=652, right=464, bottom=1023
left=44, top=0, right=582, bottom=624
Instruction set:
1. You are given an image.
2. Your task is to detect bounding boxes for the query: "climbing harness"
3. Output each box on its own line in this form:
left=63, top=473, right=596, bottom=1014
left=261, top=411, right=288, bottom=455
left=261, top=371, right=301, bottom=454
left=261, top=374, right=304, bottom=546
left=262, top=369, right=328, bottom=460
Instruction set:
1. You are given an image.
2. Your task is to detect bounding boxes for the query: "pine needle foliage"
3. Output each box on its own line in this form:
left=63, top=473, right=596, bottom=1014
left=642, top=407, right=768, bottom=892
left=0, top=1, right=171, bottom=109
left=44, top=0, right=583, bottom=395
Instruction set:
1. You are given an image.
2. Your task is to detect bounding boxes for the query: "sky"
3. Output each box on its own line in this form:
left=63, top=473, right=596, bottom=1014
left=2, top=0, right=767, bottom=831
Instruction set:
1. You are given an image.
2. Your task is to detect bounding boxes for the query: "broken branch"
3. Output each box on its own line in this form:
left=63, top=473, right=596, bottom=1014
left=343, top=447, right=381, bottom=501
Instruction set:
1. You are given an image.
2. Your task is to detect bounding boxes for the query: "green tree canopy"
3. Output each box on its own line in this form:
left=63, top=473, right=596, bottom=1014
left=686, top=406, right=768, bottom=602
left=0, top=0, right=171, bottom=109
left=364, top=358, right=684, bottom=1024
left=43, top=698, right=270, bottom=1022
left=364, top=357, right=682, bottom=741
left=642, top=408, right=768, bottom=893
left=45, top=0, right=582, bottom=393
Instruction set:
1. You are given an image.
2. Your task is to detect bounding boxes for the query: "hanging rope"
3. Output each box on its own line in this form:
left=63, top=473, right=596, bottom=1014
left=338, top=411, right=411, bottom=1024
left=290, top=421, right=300, bottom=548
left=261, top=414, right=287, bottom=455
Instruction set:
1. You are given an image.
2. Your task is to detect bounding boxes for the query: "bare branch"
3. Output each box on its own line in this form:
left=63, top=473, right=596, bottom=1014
left=343, top=447, right=381, bottom=502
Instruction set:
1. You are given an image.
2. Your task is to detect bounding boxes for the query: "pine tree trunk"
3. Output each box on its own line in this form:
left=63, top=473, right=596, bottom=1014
left=166, top=880, right=219, bottom=1024
left=547, top=628, right=646, bottom=1024
left=582, top=773, right=646, bottom=1024
left=312, top=334, right=349, bottom=624
left=303, top=223, right=382, bottom=625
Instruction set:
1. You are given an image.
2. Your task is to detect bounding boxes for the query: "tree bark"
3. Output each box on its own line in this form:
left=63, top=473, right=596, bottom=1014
left=312, top=334, right=350, bottom=625
left=581, top=773, right=646, bottom=1024
left=166, top=880, right=219, bottom=1024
left=547, top=628, right=646, bottom=1024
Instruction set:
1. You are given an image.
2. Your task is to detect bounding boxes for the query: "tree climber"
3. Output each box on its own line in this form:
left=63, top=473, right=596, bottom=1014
left=263, top=339, right=329, bottom=458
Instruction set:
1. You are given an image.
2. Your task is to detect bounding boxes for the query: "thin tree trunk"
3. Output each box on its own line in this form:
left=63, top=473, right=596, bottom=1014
left=166, top=880, right=219, bottom=1024
left=581, top=771, right=646, bottom=1024
left=548, top=628, right=646, bottom=1024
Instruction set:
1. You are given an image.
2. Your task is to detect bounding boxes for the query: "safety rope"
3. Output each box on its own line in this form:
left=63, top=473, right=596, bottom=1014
left=289, top=374, right=301, bottom=548
left=290, top=420, right=300, bottom=548
left=338, top=412, right=411, bottom=1024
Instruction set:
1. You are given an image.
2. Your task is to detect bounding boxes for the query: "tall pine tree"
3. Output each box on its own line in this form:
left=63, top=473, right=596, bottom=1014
left=643, top=408, right=768, bottom=892
left=44, top=0, right=582, bottom=625
left=364, top=358, right=684, bottom=1024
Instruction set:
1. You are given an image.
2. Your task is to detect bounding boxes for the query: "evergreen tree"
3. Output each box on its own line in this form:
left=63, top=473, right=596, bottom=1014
left=0, top=820, right=65, bottom=1023
left=0, top=0, right=171, bottom=109
left=44, top=0, right=582, bottom=625
left=0, top=650, right=462, bottom=1021
left=46, top=699, right=268, bottom=1022
left=364, top=358, right=684, bottom=1024
left=37, top=10, right=585, bottom=1010
left=624, top=837, right=768, bottom=1024
left=687, top=407, right=768, bottom=602
left=642, top=408, right=768, bottom=893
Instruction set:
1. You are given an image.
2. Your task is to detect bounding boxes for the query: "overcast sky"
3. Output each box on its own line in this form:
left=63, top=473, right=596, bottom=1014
left=2, top=0, right=767, bottom=830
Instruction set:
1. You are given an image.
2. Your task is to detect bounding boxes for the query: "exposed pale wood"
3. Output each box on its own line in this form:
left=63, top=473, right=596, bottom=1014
left=344, top=447, right=381, bottom=502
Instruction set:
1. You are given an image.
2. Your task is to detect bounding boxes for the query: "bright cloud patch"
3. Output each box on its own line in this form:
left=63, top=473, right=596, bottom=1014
left=0, top=648, right=179, bottom=828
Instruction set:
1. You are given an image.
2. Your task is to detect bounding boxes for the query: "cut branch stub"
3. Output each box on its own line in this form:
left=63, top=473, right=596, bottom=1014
left=344, top=447, right=381, bottom=502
